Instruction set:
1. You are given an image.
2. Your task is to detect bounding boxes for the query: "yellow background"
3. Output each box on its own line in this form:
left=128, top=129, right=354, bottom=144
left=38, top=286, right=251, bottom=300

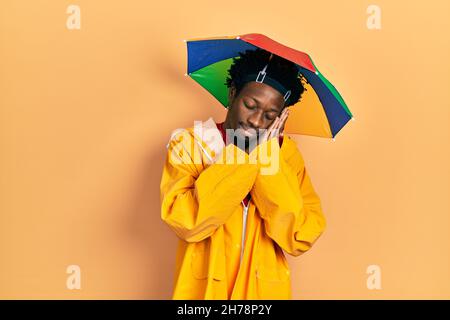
left=1, top=0, right=449, bottom=299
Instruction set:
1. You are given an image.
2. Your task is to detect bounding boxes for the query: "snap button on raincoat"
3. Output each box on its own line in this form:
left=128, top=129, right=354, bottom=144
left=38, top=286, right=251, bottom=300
left=160, top=117, right=326, bottom=299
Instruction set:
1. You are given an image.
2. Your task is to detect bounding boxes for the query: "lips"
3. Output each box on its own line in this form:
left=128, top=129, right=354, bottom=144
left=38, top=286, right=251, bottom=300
left=238, top=123, right=257, bottom=137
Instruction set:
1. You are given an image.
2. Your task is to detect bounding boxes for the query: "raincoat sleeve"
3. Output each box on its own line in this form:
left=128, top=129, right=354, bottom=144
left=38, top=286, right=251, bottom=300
left=160, top=131, right=259, bottom=243
left=250, top=137, right=326, bottom=256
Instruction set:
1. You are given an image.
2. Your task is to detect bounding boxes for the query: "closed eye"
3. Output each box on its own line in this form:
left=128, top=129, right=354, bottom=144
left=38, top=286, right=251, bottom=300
left=244, top=103, right=256, bottom=110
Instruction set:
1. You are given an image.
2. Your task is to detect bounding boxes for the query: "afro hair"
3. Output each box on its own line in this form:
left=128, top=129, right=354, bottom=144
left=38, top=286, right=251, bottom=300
left=224, top=48, right=308, bottom=107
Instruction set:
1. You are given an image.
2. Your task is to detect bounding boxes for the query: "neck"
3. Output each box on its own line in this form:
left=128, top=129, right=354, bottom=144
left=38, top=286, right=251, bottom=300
left=223, top=118, right=231, bottom=130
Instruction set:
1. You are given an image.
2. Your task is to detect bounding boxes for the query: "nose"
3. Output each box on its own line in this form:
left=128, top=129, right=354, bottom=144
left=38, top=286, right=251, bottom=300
left=247, top=112, right=264, bottom=130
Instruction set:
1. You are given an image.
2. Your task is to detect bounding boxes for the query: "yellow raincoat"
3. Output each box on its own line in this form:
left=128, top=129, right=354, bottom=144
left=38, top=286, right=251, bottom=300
left=160, top=117, right=326, bottom=299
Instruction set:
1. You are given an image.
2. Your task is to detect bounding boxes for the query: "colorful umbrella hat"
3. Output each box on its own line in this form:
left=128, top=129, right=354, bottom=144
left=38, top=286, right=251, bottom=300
left=184, top=33, right=354, bottom=140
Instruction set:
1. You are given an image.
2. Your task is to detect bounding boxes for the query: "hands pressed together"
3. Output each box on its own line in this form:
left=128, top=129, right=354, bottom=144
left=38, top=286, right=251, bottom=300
left=259, top=106, right=290, bottom=144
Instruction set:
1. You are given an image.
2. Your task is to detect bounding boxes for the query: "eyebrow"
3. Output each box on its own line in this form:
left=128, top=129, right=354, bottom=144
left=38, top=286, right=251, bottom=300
left=249, top=97, right=279, bottom=113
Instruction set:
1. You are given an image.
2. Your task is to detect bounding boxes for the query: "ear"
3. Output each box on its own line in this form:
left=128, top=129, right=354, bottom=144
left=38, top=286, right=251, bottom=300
left=228, top=84, right=236, bottom=107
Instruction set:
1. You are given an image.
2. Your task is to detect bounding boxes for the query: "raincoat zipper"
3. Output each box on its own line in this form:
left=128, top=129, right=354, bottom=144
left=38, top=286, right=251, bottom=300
left=240, top=200, right=249, bottom=264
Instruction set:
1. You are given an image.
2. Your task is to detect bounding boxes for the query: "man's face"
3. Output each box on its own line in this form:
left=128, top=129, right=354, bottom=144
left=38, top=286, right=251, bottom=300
left=224, top=81, right=285, bottom=144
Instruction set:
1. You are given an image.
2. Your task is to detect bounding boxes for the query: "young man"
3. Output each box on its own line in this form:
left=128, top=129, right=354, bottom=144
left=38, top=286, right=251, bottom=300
left=160, top=49, right=326, bottom=299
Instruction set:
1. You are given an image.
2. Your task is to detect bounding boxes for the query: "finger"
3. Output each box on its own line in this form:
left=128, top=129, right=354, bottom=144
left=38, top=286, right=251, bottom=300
left=270, top=121, right=281, bottom=139
left=277, top=108, right=288, bottom=128
left=265, top=116, right=280, bottom=140
left=280, top=107, right=289, bottom=122
left=278, top=108, right=290, bottom=135
left=268, top=117, right=281, bottom=139
left=271, top=110, right=287, bottom=138
left=269, top=116, right=280, bottom=131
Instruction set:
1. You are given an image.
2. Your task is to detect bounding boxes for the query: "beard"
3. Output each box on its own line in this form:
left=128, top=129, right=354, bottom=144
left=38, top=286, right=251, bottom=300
left=233, top=132, right=258, bottom=153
